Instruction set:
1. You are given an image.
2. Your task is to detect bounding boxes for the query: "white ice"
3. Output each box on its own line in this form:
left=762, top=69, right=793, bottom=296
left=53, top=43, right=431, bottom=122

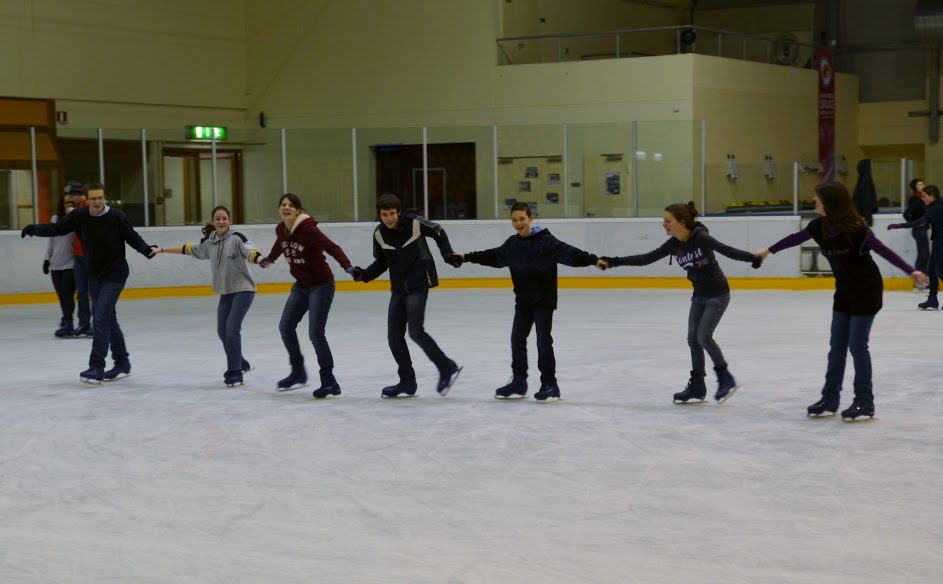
left=1, top=288, right=941, bottom=584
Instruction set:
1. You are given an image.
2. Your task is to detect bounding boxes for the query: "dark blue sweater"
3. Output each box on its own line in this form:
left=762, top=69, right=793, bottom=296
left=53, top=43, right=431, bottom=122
left=463, top=227, right=597, bottom=310
left=32, top=206, right=153, bottom=281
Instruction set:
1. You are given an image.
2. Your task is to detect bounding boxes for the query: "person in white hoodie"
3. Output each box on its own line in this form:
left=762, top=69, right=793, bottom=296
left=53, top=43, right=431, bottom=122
left=45, top=195, right=77, bottom=337
left=155, top=205, right=267, bottom=386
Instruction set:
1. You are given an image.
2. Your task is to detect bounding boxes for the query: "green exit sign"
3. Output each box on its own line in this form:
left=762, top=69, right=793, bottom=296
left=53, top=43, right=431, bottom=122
left=185, top=126, right=228, bottom=141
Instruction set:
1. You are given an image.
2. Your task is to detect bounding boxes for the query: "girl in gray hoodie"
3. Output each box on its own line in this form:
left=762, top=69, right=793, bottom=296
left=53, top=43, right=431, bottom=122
left=156, top=205, right=267, bottom=386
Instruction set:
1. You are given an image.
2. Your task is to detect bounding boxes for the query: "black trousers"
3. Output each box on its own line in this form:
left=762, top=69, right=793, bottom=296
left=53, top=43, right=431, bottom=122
left=51, top=269, right=75, bottom=321
left=388, top=289, right=451, bottom=382
left=510, top=305, right=556, bottom=385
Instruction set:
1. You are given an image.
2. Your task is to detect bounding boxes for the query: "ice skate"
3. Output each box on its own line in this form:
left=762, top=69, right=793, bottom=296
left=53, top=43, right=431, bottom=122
left=841, top=400, right=876, bottom=422
left=79, top=367, right=104, bottom=385
left=312, top=383, right=342, bottom=399
left=713, top=366, right=739, bottom=404
left=381, top=380, right=418, bottom=398
left=918, top=294, right=939, bottom=311
left=673, top=372, right=706, bottom=404
left=70, top=325, right=94, bottom=338
left=241, top=359, right=254, bottom=373
left=224, top=369, right=244, bottom=387
left=495, top=375, right=527, bottom=399
left=534, top=382, right=561, bottom=402
left=276, top=367, right=307, bottom=392
left=436, top=361, right=462, bottom=396
left=55, top=319, right=74, bottom=338
left=806, top=398, right=838, bottom=417
left=103, top=361, right=131, bottom=382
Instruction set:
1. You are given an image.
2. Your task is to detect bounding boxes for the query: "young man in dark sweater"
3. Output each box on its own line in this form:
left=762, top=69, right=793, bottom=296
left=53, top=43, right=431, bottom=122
left=22, top=181, right=158, bottom=383
left=351, top=194, right=462, bottom=398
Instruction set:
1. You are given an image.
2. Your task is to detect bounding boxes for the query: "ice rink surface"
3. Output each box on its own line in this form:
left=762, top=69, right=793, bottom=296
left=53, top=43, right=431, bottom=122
left=1, top=288, right=941, bottom=584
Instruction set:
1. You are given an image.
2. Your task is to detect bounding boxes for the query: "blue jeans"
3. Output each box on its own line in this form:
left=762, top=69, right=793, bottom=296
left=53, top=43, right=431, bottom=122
left=87, top=277, right=128, bottom=369
left=687, top=294, right=730, bottom=376
left=73, top=255, right=91, bottom=327
left=218, top=291, right=255, bottom=372
left=912, top=228, right=929, bottom=274
left=510, top=305, right=556, bottom=384
left=822, top=311, right=876, bottom=406
left=279, top=281, right=335, bottom=385
left=388, top=290, right=451, bottom=382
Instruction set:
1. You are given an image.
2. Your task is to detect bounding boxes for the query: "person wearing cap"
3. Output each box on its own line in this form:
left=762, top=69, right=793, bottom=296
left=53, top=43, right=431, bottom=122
left=65, top=180, right=93, bottom=337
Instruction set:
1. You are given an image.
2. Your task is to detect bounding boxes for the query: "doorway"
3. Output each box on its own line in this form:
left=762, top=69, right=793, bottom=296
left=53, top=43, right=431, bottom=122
left=161, top=149, right=242, bottom=225
left=374, top=142, right=476, bottom=220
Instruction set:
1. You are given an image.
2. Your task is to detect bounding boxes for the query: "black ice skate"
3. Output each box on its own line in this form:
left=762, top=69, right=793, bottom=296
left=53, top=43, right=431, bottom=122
left=80, top=367, right=104, bottom=385
left=495, top=375, right=528, bottom=399
left=55, top=319, right=74, bottom=338
left=674, top=372, right=707, bottom=403
left=436, top=361, right=463, bottom=396
left=103, top=361, right=131, bottom=382
left=241, top=359, right=253, bottom=373
left=381, top=380, right=418, bottom=398
left=713, top=366, right=739, bottom=404
left=312, top=382, right=342, bottom=399
left=224, top=369, right=244, bottom=387
left=806, top=398, right=838, bottom=417
left=841, top=400, right=875, bottom=422
left=534, top=382, right=561, bottom=402
left=918, top=294, right=939, bottom=310
left=276, top=367, right=308, bottom=392
left=71, top=325, right=94, bottom=338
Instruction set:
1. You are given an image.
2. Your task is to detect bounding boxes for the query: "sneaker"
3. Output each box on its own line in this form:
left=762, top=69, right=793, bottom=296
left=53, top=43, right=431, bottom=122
left=841, top=400, right=875, bottom=421
left=71, top=325, right=94, bottom=338
left=55, top=319, right=74, bottom=338
left=673, top=372, right=707, bottom=403
left=80, top=367, right=104, bottom=384
left=276, top=367, right=307, bottom=392
left=381, top=380, right=418, bottom=398
left=534, top=382, right=561, bottom=402
left=918, top=295, right=939, bottom=310
left=436, top=361, right=462, bottom=396
left=224, top=369, right=244, bottom=387
left=714, top=366, right=740, bottom=404
left=312, top=383, right=342, bottom=399
left=807, top=398, right=838, bottom=417
left=103, top=361, right=131, bottom=382
left=495, top=375, right=528, bottom=399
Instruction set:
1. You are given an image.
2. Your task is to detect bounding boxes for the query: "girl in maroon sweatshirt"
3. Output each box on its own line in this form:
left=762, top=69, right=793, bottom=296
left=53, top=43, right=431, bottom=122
left=265, top=193, right=355, bottom=397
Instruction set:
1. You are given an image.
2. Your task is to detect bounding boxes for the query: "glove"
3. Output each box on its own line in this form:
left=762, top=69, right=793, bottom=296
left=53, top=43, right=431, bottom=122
left=601, top=256, right=615, bottom=267
left=446, top=254, right=463, bottom=268
left=21, top=225, right=36, bottom=238
left=887, top=224, right=901, bottom=230
left=751, top=255, right=763, bottom=269
left=42, top=260, right=50, bottom=274
left=348, top=266, right=364, bottom=282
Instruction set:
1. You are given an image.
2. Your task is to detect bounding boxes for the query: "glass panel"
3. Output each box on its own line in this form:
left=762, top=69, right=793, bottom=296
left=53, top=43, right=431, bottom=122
left=281, top=129, right=353, bottom=223
left=565, top=122, right=633, bottom=218
left=424, top=126, right=493, bottom=219
left=93, top=129, right=148, bottom=226
left=870, top=158, right=906, bottom=215
left=355, top=127, right=423, bottom=221
left=496, top=124, right=564, bottom=220
left=636, top=119, right=698, bottom=216
left=0, top=169, right=36, bottom=229
left=230, top=128, right=281, bottom=224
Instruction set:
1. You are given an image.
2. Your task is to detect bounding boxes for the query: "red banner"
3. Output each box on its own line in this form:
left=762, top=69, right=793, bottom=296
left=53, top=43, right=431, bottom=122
left=816, top=49, right=835, bottom=183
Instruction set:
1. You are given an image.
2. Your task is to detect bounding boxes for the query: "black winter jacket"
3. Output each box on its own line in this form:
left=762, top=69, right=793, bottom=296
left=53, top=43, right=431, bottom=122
left=361, top=214, right=454, bottom=294
left=463, top=227, right=598, bottom=310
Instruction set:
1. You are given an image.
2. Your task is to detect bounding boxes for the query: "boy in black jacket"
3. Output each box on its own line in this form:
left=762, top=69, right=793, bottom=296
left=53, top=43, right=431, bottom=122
left=456, top=202, right=605, bottom=402
left=351, top=194, right=462, bottom=398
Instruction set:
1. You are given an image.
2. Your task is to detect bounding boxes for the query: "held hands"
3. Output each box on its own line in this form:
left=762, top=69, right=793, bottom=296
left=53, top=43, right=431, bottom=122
left=21, top=225, right=35, bottom=238
left=912, top=271, right=929, bottom=286
left=348, top=266, right=364, bottom=282
left=42, top=260, right=50, bottom=275
left=257, top=256, right=272, bottom=268
left=750, top=255, right=763, bottom=269
left=446, top=254, right=463, bottom=268
left=887, top=224, right=902, bottom=230
left=595, top=258, right=609, bottom=271
left=148, top=246, right=161, bottom=258
left=755, top=249, right=770, bottom=260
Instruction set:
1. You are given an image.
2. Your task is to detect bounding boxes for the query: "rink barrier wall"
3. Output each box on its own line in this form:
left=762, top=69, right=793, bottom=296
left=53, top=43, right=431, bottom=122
left=1, top=215, right=921, bottom=305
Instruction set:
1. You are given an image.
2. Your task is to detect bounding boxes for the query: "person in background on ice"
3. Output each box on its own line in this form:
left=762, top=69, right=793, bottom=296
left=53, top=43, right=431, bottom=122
left=44, top=195, right=77, bottom=337
left=262, top=193, right=355, bottom=398
left=888, top=184, right=943, bottom=311
left=758, top=182, right=927, bottom=421
left=349, top=193, right=463, bottom=398
left=903, top=178, right=929, bottom=290
left=153, top=205, right=267, bottom=387
left=599, top=201, right=761, bottom=406
left=65, top=180, right=93, bottom=338
left=455, top=201, right=605, bottom=402
left=21, top=181, right=159, bottom=384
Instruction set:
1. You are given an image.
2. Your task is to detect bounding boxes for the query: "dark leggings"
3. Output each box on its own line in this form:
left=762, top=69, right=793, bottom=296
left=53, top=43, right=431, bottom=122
left=51, top=269, right=75, bottom=321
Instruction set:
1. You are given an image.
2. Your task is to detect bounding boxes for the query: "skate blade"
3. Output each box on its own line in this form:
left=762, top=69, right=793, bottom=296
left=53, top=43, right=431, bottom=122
left=807, top=411, right=837, bottom=418
left=276, top=383, right=309, bottom=392
left=673, top=398, right=707, bottom=404
left=438, top=366, right=463, bottom=396
left=535, top=396, right=562, bottom=403
left=225, top=381, right=245, bottom=388
left=103, top=373, right=131, bottom=383
left=381, top=393, right=417, bottom=399
left=495, top=394, right=527, bottom=400
left=842, top=416, right=878, bottom=423
left=80, top=377, right=102, bottom=385
left=715, top=384, right=740, bottom=405
left=313, top=393, right=344, bottom=400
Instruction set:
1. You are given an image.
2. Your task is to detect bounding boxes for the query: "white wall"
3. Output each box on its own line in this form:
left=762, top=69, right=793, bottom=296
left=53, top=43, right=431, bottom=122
left=2, top=216, right=920, bottom=296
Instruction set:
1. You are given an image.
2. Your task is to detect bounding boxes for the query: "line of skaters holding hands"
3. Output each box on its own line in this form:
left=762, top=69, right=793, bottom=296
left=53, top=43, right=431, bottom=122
left=22, top=184, right=926, bottom=420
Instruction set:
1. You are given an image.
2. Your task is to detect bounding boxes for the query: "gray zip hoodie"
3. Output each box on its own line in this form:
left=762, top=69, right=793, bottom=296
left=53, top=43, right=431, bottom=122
left=44, top=214, right=76, bottom=271
left=182, top=227, right=262, bottom=295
